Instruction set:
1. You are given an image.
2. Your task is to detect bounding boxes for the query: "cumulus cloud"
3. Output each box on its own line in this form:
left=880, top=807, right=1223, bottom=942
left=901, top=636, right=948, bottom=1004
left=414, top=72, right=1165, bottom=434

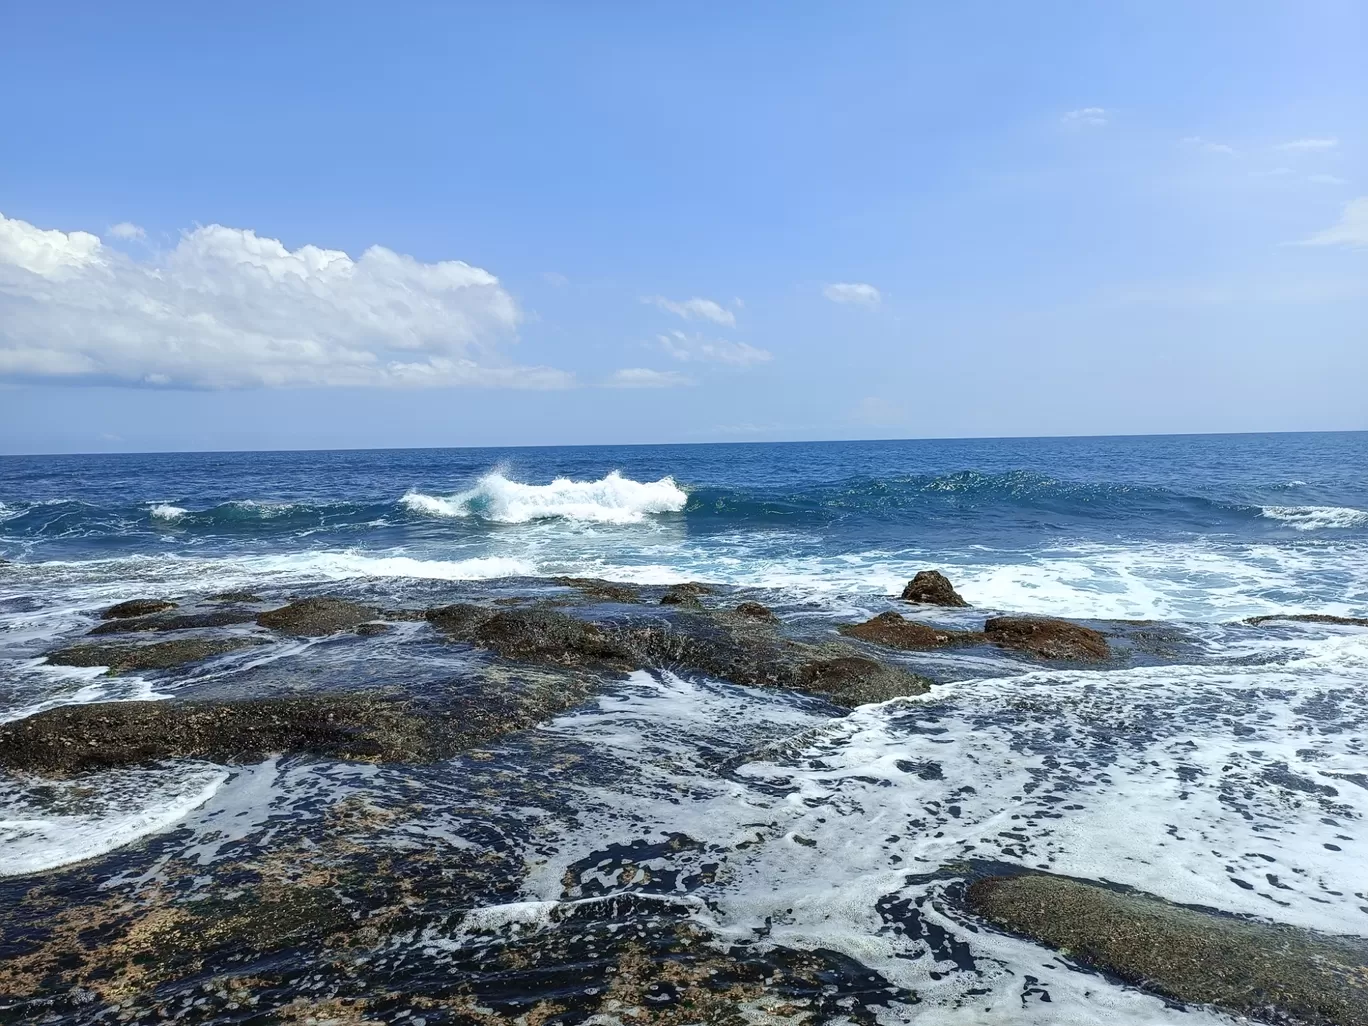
left=823, top=282, right=881, bottom=306
left=606, top=367, right=692, bottom=388
left=1295, top=197, right=1368, bottom=248
left=1062, top=107, right=1108, bottom=128
left=644, top=295, right=736, bottom=326
left=657, top=331, right=772, bottom=367
left=107, top=221, right=146, bottom=241
left=1181, top=136, right=1237, bottom=155
left=0, top=212, right=573, bottom=389
left=1277, top=137, right=1338, bottom=152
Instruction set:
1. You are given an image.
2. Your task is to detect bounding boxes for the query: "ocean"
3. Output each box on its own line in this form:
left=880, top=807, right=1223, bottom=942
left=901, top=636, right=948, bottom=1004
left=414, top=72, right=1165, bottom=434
left=2, top=432, right=1366, bottom=1023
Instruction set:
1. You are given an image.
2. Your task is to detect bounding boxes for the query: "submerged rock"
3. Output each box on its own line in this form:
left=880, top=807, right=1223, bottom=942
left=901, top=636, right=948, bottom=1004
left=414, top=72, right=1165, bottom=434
left=206, top=590, right=264, bottom=604
left=256, top=596, right=379, bottom=636
left=552, top=576, right=643, bottom=603
left=88, top=608, right=259, bottom=635
left=900, top=570, right=969, bottom=607
left=44, top=637, right=266, bottom=674
left=968, top=871, right=1368, bottom=1026
left=1246, top=612, right=1368, bottom=627
left=840, top=611, right=975, bottom=650
left=794, top=656, right=928, bottom=706
left=660, top=582, right=714, bottom=607
left=100, top=598, right=177, bottom=620
left=983, top=616, right=1110, bottom=661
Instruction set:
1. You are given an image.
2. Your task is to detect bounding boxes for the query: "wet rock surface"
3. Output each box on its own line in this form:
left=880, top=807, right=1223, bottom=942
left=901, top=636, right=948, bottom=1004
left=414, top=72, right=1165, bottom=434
left=101, top=598, right=177, bottom=620
left=256, top=596, right=380, bottom=636
left=967, top=871, right=1368, bottom=1026
left=1246, top=612, right=1368, bottom=627
left=45, top=637, right=267, bottom=674
left=983, top=615, right=1111, bottom=661
left=900, top=569, right=969, bottom=607
left=840, top=610, right=975, bottom=650
left=88, top=608, right=260, bottom=635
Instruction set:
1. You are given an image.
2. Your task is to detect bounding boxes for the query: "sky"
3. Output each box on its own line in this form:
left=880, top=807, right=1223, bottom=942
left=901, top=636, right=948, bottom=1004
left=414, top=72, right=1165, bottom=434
left=1, top=1, right=1364, bottom=454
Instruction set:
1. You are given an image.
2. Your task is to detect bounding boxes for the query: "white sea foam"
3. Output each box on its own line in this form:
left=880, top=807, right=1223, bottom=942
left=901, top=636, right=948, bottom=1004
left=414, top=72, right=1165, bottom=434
left=150, top=503, right=187, bottom=520
left=0, top=765, right=228, bottom=876
left=402, top=470, right=688, bottom=524
left=1261, top=504, right=1368, bottom=530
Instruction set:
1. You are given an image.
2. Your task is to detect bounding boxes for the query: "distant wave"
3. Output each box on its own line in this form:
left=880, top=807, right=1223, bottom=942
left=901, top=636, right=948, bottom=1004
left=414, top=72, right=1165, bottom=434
left=1261, top=505, right=1368, bottom=531
left=402, top=471, right=688, bottom=525
left=150, top=503, right=187, bottom=521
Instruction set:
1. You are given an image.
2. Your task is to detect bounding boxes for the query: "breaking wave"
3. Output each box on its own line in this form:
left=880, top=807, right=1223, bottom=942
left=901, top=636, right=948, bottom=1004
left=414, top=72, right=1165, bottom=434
left=402, top=471, right=688, bottom=524
left=1260, top=505, right=1368, bottom=530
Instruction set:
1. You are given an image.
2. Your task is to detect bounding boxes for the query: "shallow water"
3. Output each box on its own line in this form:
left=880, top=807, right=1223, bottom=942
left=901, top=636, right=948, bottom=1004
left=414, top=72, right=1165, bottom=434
left=2, top=433, right=1366, bottom=1023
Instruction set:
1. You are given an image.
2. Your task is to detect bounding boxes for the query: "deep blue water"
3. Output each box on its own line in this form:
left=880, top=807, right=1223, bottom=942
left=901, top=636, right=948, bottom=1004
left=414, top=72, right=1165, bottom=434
left=1, top=432, right=1365, bottom=621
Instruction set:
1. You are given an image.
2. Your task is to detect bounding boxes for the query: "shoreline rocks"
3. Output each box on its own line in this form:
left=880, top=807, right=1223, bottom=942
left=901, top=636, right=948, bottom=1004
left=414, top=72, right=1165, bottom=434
left=840, top=611, right=971, bottom=650
left=840, top=610, right=1112, bottom=662
left=100, top=598, right=177, bottom=620
left=45, top=637, right=267, bottom=674
left=256, top=597, right=380, bottom=636
left=968, top=871, right=1368, bottom=1026
left=1246, top=612, right=1368, bottom=627
left=900, top=570, right=968, bottom=607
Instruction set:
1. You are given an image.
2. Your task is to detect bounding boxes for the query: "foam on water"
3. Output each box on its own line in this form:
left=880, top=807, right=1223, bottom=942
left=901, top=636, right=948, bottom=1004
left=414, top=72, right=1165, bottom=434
left=402, top=470, right=688, bottom=524
left=149, top=503, right=187, bottom=520
left=0, top=764, right=228, bottom=876
left=1261, top=504, right=1368, bottom=530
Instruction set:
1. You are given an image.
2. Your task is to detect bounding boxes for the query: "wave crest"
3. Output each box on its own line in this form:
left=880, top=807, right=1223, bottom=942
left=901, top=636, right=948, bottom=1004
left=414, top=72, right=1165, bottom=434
left=402, top=471, right=688, bottom=525
left=1261, top=505, right=1368, bottom=531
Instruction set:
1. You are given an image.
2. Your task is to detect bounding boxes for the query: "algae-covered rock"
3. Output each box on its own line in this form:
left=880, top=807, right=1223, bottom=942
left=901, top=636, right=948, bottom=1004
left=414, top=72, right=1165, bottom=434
left=840, top=611, right=976, bottom=650
left=88, top=608, right=260, bottom=635
left=900, top=570, right=968, bottom=607
left=552, top=576, right=643, bottom=603
left=100, top=598, right=177, bottom=620
left=983, top=616, right=1110, bottom=661
left=257, top=597, right=379, bottom=636
left=968, top=872, right=1368, bottom=1026
left=735, top=601, right=777, bottom=620
left=45, top=637, right=266, bottom=674
left=1246, top=612, right=1368, bottom=627
left=795, top=655, right=930, bottom=706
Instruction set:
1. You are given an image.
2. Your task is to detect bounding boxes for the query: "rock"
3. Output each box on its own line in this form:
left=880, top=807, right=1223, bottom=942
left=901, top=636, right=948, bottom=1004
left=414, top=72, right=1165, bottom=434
left=472, top=608, right=637, bottom=669
left=88, top=609, right=260, bottom=635
left=425, top=602, right=496, bottom=637
left=900, top=570, right=968, bottom=607
left=100, top=598, right=177, bottom=620
left=206, top=590, right=263, bottom=604
left=1246, top=612, right=1368, bottom=627
left=256, top=597, right=379, bottom=637
left=552, top=577, right=643, bottom=603
left=840, top=611, right=976, bottom=650
left=660, top=589, right=703, bottom=607
left=735, top=601, right=777, bottom=620
left=968, top=872, right=1368, bottom=1026
left=983, top=616, right=1110, bottom=661
left=0, top=695, right=438, bottom=776
left=44, top=637, right=267, bottom=674
left=794, top=656, right=930, bottom=706
left=352, top=622, right=392, bottom=636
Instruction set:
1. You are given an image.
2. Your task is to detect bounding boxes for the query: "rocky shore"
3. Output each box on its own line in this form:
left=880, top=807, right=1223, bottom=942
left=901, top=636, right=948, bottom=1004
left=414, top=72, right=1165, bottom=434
left=2, top=570, right=1365, bottom=1025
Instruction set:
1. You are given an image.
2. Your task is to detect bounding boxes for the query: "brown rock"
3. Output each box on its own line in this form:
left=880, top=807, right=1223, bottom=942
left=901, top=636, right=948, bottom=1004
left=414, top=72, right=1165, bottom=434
left=45, top=637, right=267, bottom=674
left=735, top=601, right=777, bottom=620
left=100, top=598, right=177, bottom=620
left=840, top=611, right=976, bottom=650
left=256, top=597, right=378, bottom=637
left=983, top=616, right=1109, bottom=661
left=1246, top=612, right=1368, bottom=627
left=899, top=570, right=968, bottom=607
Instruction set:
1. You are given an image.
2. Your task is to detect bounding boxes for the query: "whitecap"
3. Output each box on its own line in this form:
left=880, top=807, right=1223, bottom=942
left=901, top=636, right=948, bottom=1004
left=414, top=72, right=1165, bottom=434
left=1261, top=505, right=1368, bottom=530
left=402, top=470, right=687, bottom=525
left=150, top=503, right=187, bottom=520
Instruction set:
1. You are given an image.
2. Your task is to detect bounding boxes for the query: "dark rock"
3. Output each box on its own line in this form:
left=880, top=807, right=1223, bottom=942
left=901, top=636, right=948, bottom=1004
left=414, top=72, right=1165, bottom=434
left=100, top=598, right=177, bottom=620
left=88, top=608, right=260, bottom=635
left=983, top=616, right=1110, bottom=661
left=968, top=871, right=1368, bottom=1026
left=352, top=622, right=392, bottom=636
left=206, top=590, right=263, bottom=604
left=1246, top=612, right=1368, bottom=627
left=900, top=570, right=968, bottom=607
left=44, top=637, right=267, bottom=674
left=735, top=601, right=777, bottom=620
left=840, top=611, right=977, bottom=650
left=472, top=608, right=637, bottom=669
left=795, top=656, right=930, bottom=706
left=552, top=576, right=643, bottom=603
left=256, top=597, right=379, bottom=636
left=381, top=607, right=430, bottom=621
left=660, top=589, right=703, bottom=607
left=425, top=602, right=496, bottom=637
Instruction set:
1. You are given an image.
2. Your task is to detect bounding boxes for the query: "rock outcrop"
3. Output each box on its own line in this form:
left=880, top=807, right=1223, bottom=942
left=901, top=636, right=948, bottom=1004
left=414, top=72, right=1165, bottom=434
left=899, top=570, right=968, bottom=607
left=983, top=616, right=1110, bottom=661
left=45, top=637, right=267, bottom=674
left=256, top=597, right=379, bottom=636
left=100, top=598, right=177, bottom=620
left=840, top=611, right=972, bottom=650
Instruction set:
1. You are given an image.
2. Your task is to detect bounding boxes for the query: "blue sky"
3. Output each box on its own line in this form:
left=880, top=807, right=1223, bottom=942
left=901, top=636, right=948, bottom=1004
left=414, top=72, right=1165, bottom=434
left=1, top=1, right=1364, bottom=453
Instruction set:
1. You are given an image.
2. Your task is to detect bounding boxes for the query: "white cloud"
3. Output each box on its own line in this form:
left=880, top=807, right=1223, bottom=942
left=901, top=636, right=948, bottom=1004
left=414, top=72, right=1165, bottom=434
left=1295, top=197, right=1368, bottom=248
left=0, top=212, right=574, bottom=389
left=1181, top=136, right=1237, bottom=155
left=1062, top=107, right=1108, bottom=128
left=107, top=221, right=146, bottom=241
left=657, top=331, right=772, bottom=367
left=1277, top=137, right=1338, bottom=152
left=1308, top=174, right=1349, bottom=186
left=643, top=295, right=736, bottom=326
left=607, top=367, right=692, bottom=388
left=823, top=282, right=881, bottom=306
